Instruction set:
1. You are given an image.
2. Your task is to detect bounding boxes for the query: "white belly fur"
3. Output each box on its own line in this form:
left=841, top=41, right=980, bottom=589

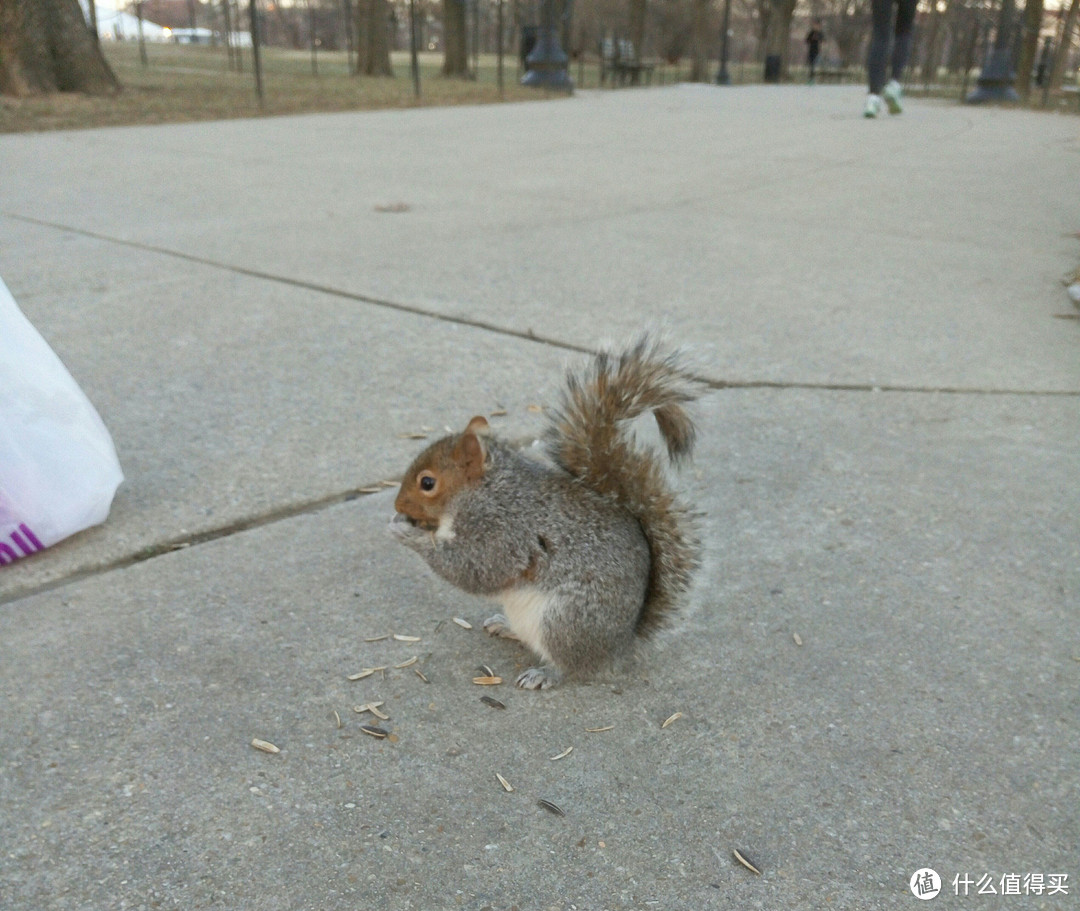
left=495, top=585, right=554, bottom=663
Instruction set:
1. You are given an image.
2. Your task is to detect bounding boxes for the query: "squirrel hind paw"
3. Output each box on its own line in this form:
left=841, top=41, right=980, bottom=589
left=515, top=666, right=563, bottom=690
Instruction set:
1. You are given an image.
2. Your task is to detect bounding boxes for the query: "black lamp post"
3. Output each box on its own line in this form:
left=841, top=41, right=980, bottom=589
left=967, top=0, right=1020, bottom=102
left=521, top=0, right=572, bottom=90
left=716, top=0, right=732, bottom=84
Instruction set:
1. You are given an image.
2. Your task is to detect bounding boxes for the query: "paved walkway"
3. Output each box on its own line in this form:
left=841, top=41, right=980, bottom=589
left=1, top=85, right=1078, bottom=909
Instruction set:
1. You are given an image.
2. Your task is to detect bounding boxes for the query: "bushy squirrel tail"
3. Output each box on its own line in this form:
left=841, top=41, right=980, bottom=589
left=544, top=335, right=705, bottom=635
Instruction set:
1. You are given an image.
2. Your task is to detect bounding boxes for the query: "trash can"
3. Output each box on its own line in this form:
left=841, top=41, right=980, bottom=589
left=764, top=54, right=782, bottom=83
left=521, top=26, right=538, bottom=71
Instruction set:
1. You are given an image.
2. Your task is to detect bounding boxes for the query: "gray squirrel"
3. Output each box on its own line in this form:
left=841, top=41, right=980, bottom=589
left=389, top=336, right=704, bottom=689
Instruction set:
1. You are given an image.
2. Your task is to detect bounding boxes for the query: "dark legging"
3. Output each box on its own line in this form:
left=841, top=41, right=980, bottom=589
left=867, top=0, right=918, bottom=94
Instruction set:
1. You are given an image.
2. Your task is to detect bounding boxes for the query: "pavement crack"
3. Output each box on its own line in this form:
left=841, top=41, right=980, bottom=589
left=3, top=212, right=594, bottom=356
left=5, top=212, right=1078, bottom=400
left=0, top=483, right=392, bottom=606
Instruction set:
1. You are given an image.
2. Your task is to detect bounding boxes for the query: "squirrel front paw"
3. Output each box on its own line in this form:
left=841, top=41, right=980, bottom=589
left=515, top=666, right=563, bottom=690
left=482, top=613, right=519, bottom=641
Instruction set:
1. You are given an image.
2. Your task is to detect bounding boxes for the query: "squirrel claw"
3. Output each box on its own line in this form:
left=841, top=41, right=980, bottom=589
left=482, top=614, right=518, bottom=641
left=515, top=666, right=563, bottom=690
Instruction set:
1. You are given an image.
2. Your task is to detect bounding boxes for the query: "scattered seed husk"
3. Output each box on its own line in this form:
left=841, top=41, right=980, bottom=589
left=397, top=432, right=428, bottom=439
left=452, top=617, right=473, bottom=629
left=527, top=404, right=544, bottom=413
left=393, top=634, right=421, bottom=642
left=537, top=798, right=565, bottom=817
left=375, top=202, right=410, bottom=213
left=347, top=667, right=385, bottom=681
left=358, top=485, right=383, bottom=494
left=661, top=711, right=684, bottom=728
left=473, top=676, right=503, bottom=685
left=360, top=724, right=390, bottom=739
left=585, top=725, right=614, bottom=733
left=379, top=479, right=398, bottom=487
left=489, top=409, right=508, bottom=417
left=793, top=632, right=803, bottom=646
left=549, top=746, right=574, bottom=761
left=414, top=668, right=430, bottom=683
left=395, top=656, right=419, bottom=669
left=364, top=634, right=390, bottom=642
left=733, top=848, right=763, bottom=876
left=481, top=696, right=506, bottom=709
left=333, top=710, right=342, bottom=729
left=353, top=702, right=390, bottom=720
left=251, top=738, right=280, bottom=754
left=477, top=664, right=496, bottom=678
left=496, top=773, right=514, bottom=792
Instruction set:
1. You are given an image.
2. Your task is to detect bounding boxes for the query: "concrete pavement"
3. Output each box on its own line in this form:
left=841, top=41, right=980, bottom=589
left=1, top=85, right=1078, bottom=909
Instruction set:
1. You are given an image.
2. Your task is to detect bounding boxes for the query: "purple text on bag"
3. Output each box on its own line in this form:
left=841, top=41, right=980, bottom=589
left=0, top=523, right=45, bottom=565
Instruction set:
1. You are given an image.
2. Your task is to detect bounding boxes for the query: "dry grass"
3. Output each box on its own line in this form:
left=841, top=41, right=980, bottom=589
left=0, top=43, right=561, bottom=133
left=3, top=41, right=1073, bottom=133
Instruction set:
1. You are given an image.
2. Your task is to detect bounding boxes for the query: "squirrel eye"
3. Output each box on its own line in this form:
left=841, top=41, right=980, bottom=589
left=418, top=472, right=437, bottom=494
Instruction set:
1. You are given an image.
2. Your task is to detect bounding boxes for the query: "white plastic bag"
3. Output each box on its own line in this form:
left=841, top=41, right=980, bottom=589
left=0, top=277, right=123, bottom=565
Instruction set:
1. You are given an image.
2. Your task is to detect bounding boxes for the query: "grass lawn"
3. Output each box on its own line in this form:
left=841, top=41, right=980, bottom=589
left=0, top=44, right=585, bottom=133
left=3, top=41, right=1073, bottom=133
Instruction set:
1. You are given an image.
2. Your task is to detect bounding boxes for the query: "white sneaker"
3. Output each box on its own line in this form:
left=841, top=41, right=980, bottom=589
left=883, top=79, right=903, bottom=114
left=863, top=94, right=883, bottom=118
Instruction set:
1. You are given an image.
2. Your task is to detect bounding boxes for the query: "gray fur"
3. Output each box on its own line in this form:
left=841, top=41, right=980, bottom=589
left=391, top=438, right=650, bottom=678
left=390, top=335, right=703, bottom=685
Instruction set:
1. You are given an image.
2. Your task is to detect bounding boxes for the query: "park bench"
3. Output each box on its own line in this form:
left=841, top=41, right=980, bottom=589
left=599, top=37, right=656, bottom=87
left=812, top=67, right=850, bottom=83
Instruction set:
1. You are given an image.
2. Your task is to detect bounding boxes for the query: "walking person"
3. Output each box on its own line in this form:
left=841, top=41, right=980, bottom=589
left=864, top=0, right=917, bottom=117
left=805, top=20, right=824, bottom=83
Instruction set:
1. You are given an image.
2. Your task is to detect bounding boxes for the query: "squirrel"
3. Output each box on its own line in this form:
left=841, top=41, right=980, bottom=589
left=389, top=336, right=704, bottom=689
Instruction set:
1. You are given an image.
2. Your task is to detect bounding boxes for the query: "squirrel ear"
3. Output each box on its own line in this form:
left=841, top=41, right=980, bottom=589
left=465, top=415, right=491, bottom=436
left=458, top=418, right=489, bottom=481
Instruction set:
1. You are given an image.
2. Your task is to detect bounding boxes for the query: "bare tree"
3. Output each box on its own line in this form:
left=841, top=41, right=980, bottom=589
left=358, top=0, right=394, bottom=73
left=1015, top=0, right=1042, bottom=99
left=628, top=0, right=647, bottom=58
left=1047, top=0, right=1079, bottom=94
left=0, top=0, right=118, bottom=95
left=826, top=0, right=870, bottom=67
left=688, top=0, right=711, bottom=79
left=443, top=0, right=468, bottom=74
left=919, top=0, right=948, bottom=84
left=761, top=0, right=796, bottom=77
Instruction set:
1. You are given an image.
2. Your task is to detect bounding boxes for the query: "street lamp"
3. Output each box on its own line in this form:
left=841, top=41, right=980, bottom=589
left=967, top=0, right=1020, bottom=102
left=521, top=0, right=572, bottom=90
left=716, top=0, right=732, bottom=85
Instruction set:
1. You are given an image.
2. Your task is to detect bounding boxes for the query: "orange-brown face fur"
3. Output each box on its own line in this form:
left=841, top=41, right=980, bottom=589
left=394, top=416, right=490, bottom=530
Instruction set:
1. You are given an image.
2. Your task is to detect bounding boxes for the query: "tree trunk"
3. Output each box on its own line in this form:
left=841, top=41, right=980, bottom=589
left=919, top=0, right=946, bottom=85
left=1047, top=0, right=1079, bottom=94
left=358, top=0, right=393, bottom=75
left=0, top=0, right=118, bottom=96
left=273, top=0, right=302, bottom=49
left=762, top=0, right=796, bottom=78
left=1015, top=0, right=1043, bottom=100
left=688, top=0, right=710, bottom=81
left=628, top=0, right=646, bottom=61
left=831, top=0, right=869, bottom=68
left=443, top=0, right=467, bottom=75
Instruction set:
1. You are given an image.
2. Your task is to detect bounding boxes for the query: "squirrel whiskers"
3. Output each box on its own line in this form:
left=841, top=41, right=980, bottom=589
left=390, top=335, right=705, bottom=689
